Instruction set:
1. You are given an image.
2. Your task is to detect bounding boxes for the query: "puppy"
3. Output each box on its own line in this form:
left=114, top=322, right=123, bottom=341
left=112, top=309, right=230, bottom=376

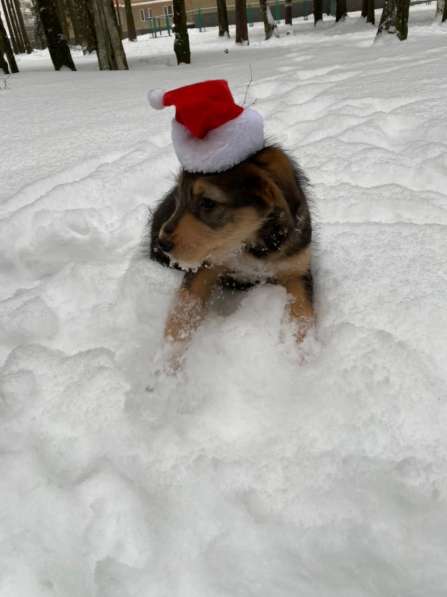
left=147, top=144, right=314, bottom=353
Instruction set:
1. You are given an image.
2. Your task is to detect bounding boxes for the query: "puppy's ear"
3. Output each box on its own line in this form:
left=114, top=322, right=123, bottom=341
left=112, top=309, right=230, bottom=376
left=257, top=168, right=294, bottom=231
left=254, top=146, right=307, bottom=226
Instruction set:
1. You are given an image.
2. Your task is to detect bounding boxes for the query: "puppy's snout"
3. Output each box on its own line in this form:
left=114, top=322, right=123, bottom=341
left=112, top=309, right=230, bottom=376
left=158, top=235, right=174, bottom=253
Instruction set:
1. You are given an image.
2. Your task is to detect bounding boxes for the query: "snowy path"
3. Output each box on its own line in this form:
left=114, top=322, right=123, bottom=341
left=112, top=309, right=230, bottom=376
left=1, top=11, right=447, bottom=596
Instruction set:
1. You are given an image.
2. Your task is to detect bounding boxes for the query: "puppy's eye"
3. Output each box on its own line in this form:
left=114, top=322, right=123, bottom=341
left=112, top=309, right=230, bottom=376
left=199, top=197, right=216, bottom=211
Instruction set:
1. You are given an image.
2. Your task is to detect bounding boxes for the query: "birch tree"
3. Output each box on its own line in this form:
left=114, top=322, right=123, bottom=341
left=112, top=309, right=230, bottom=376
left=260, top=0, right=275, bottom=39
left=376, top=0, right=410, bottom=39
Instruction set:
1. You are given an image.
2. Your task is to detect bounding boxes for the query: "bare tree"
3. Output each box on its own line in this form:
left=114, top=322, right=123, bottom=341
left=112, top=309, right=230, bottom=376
left=314, top=0, right=323, bottom=24
left=362, top=0, right=375, bottom=23
left=367, top=0, right=375, bottom=23
left=285, top=0, right=292, bottom=25
left=64, top=0, right=84, bottom=44
left=0, top=11, right=18, bottom=72
left=1, top=0, right=19, bottom=53
left=73, top=0, right=96, bottom=53
left=173, top=0, right=190, bottom=64
left=55, top=0, right=71, bottom=40
left=12, top=0, right=32, bottom=52
left=30, top=0, right=47, bottom=48
left=113, top=0, right=122, bottom=30
left=0, top=45, right=8, bottom=74
left=124, top=0, right=137, bottom=40
left=3, top=0, right=25, bottom=52
left=91, top=0, right=128, bottom=69
left=260, top=0, right=275, bottom=38
left=216, top=0, right=229, bottom=36
left=336, top=0, right=347, bottom=21
left=35, top=0, right=76, bottom=70
left=235, top=0, right=249, bottom=44
left=376, top=0, right=410, bottom=39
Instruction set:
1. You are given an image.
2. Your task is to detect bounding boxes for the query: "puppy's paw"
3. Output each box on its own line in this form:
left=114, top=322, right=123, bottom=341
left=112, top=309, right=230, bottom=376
left=294, top=316, right=315, bottom=344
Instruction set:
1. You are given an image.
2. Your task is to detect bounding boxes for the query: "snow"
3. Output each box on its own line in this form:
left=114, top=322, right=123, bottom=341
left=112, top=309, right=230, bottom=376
left=1, top=8, right=447, bottom=596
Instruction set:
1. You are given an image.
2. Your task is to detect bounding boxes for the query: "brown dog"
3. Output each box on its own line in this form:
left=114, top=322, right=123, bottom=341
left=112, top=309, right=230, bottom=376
left=148, top=144, right=314, bottom=351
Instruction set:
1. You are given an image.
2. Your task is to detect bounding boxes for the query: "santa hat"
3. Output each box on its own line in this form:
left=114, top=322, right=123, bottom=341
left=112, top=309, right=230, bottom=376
left=148, top=80, right=264, bottom=173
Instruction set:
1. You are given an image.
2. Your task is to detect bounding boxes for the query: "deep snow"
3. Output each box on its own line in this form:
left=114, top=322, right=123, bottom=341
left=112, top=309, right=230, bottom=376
left=1, top=9, right=447, bottom=597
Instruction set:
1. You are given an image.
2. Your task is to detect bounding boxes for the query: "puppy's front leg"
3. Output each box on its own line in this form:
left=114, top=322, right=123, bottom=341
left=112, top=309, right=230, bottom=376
left=164, top=266, right=221, bottom=366
left=278, top=272, right=314, bottom=342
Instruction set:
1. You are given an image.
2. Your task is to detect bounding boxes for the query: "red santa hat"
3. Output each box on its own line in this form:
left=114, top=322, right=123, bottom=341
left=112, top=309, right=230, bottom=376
left=148, top=80, right=264, bottom=173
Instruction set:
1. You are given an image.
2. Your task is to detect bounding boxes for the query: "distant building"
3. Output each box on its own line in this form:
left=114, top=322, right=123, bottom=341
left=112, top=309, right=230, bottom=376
left=14, top=0, right=377, bottom=49
left=114, top=0, right=370, bottom=35
left=114, top=0, right=208, bottom=33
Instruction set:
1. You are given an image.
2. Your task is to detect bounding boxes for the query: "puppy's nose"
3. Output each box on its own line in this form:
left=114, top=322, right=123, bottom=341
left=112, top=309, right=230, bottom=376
left=158, top=237, right=174, bottom=253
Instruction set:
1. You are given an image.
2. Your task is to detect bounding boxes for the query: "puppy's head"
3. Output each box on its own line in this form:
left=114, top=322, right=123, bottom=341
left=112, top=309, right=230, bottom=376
left=157, top=162, right=293, bottom=267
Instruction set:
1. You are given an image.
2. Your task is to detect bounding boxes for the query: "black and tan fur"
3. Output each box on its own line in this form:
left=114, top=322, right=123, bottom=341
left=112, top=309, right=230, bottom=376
left=148, top=145, right=314, bottom=347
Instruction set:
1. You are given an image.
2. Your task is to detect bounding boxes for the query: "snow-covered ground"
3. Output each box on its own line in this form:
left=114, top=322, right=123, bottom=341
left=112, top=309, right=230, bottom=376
left=1, top=9, right=447, bottom=596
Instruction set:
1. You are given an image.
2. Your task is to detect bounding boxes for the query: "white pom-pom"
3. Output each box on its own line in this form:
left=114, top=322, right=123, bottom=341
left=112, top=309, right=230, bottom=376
left=148, top=89, right=165, bottom=110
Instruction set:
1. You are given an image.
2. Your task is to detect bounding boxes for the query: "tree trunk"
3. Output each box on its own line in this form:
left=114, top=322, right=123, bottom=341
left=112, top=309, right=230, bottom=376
left=284, top=0, right=292, bottom=24
left=11, top=0, right=28, bottom=51
left=55, top=0, right=70, bottom=41
left=216, top=0, right=229, bottom=36
left=77, top=0, right=96, bottom=53
left=260, top=0, right=275, bottom=39
left=35, top=0, right=76, bottom=70
left=443, top=0, right=447, bottom=20
left=361, top=0, right=367, bottom=16
left=366, top=0, right=375, bottom=23
left=0, top=14, right=11, bottom=73
left=235, top=0, right=249, bottom=43
left=0, top=12, right=18, bottom=71
left=1, top=0, right=19, bottom=53
left=376, top=0, right=410, bottom=39
left=5, top=0, right=25, bottom=52
left=173, top=0, right=191, bottom=64
left=0, top=46, right=8, bottom=74
left=114, top=0, right=122, bottom=29
left=12, top=0, right=33, bottom=52
left=91, top=0, right=128, bottom=69
left=65, top=0, right=83, bottom=44
left=336, top=0, right=347, bottom=21
left=30, top=0, right=47, bottom=48
left=314, top=0, right=323, bottom=23
left=124, top=0, right=137, bottom=40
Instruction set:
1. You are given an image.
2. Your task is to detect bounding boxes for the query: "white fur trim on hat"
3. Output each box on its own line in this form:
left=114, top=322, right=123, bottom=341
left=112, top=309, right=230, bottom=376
left=148, top=89, right=165, bottom=110
left=171, top=108, right=264, bottom=173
